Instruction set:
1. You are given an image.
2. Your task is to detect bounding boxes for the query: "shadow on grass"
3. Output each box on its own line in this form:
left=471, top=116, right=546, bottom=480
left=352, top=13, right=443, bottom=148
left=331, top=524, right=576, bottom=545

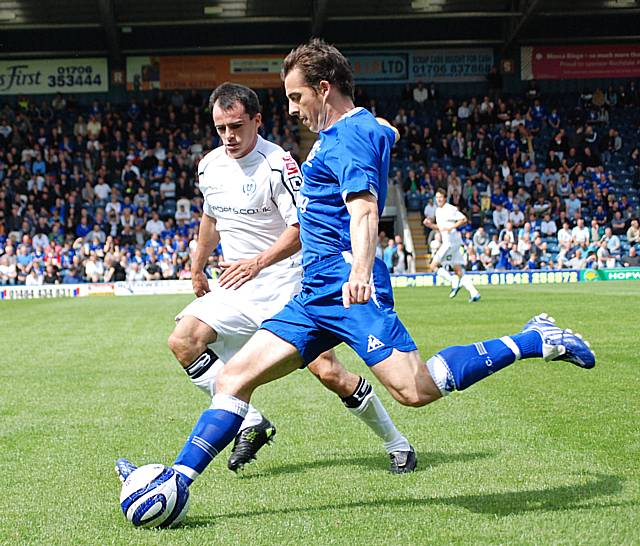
left=234, top=450, right=492, bottom=479
left=182, top=472, right=623, bottom=528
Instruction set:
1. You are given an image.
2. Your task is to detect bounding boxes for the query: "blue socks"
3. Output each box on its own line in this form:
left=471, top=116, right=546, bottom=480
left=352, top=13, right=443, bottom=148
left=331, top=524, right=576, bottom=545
left=172, top=394, right=248, bottom=485
left=510, top=331, right=543, bottom=359
left=436, top=331, right=542, bottom=391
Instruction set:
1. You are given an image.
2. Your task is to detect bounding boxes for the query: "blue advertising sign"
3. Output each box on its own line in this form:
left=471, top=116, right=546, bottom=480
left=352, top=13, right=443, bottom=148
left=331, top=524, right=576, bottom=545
left=410, top=49, right=494, bottom=82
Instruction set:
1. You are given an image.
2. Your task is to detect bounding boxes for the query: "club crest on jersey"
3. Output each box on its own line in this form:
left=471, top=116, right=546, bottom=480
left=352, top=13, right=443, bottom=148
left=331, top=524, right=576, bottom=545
left=242, top=182, right=257, bottom=196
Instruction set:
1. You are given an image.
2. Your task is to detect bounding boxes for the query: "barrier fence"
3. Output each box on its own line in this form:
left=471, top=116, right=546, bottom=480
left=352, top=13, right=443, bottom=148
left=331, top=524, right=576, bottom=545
left=1, top=268, right=638, bottom=301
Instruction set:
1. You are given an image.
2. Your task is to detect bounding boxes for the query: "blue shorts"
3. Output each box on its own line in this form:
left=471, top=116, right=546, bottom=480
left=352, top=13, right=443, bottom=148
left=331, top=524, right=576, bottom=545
left=261, top=254, right=417, bottom=366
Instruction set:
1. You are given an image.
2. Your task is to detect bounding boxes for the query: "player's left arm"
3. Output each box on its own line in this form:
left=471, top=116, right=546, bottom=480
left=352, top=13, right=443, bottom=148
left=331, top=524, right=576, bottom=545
left=218, top=224, right=301, bottom=289
left=448, top=208, right=468, bottom=232
left=344, top=192, right=378, bottom=308
left=452, top=216, right=468, bottom=231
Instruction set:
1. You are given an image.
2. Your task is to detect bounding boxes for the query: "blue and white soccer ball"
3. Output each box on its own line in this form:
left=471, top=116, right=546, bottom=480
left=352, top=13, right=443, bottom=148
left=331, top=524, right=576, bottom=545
left=119, top=464, right=190, bottom=528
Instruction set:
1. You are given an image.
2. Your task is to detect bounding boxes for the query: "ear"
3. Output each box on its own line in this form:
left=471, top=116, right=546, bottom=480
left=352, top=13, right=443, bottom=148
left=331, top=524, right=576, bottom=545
left=318, top=80, right=331, bottom=96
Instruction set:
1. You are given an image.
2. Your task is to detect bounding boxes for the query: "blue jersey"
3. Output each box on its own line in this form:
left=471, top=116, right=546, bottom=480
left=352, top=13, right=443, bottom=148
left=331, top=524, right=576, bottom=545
left=261, top=108, right=416, bottom=366
left=298, top=108, right=395, bottom=268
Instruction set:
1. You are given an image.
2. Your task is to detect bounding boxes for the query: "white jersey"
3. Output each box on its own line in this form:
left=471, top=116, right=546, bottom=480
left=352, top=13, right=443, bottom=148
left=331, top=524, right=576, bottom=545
left=198, top=135, right=303, bottom=278
left=435, top=202, right=465, bottom=247
left=179, top=137, right=304, bottom=363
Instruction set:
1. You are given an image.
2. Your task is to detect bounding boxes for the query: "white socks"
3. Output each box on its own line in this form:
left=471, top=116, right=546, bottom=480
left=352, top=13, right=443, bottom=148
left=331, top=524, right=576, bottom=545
left=348, top=392, right=411, bottom=454
left=460, top=274, right=479, bottom=297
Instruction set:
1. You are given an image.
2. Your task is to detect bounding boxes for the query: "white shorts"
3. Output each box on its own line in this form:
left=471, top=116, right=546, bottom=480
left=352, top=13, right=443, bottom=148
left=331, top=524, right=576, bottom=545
left=433, top=243, right=466, bottom=267
left=176, top=268, right=301, bottom=364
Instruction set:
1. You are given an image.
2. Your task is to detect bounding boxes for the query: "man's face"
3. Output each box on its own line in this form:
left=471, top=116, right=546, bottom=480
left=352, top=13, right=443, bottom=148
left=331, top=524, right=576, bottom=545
left=435, top=192, right=446, bottom=207
left=284, top=68, right=327, bottom=133
left=212, top=100, right=261, bottom=159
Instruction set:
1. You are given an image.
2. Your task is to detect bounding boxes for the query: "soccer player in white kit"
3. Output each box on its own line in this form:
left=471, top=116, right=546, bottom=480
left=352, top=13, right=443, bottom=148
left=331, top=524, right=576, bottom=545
left=423, top=188, right=481, bottom=302
left=167, top=83, right=416, bottom=473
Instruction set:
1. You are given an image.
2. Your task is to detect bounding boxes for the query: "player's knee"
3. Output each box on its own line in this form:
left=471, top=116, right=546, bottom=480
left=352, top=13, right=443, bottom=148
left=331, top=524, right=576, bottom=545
left=314, top=365, right=347, bottom=391
left=309, top=356, right=351, bottom=393
left=393, top=388, right=431, bottom=408
left=168, top=331, right=202, bottom=365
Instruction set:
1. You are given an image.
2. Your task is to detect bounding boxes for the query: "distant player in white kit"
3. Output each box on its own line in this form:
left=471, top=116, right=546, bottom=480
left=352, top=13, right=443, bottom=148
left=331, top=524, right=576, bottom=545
left=159, top=83, right=415, bottom=474
left=423, top=188, right=481, bottom=302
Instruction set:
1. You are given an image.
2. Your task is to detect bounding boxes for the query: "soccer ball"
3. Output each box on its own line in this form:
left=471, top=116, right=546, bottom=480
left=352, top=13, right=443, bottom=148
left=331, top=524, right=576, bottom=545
left=119, top=464, right=190, bottom=528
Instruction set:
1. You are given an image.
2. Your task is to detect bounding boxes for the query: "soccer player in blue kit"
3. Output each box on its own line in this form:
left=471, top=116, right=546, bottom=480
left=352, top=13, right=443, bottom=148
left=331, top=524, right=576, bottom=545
left=123, top=40, right=596, bottom=489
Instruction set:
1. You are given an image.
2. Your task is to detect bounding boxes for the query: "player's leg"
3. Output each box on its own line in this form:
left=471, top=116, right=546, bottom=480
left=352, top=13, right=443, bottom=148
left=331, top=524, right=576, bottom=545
left=168, top=315, right=219, bottom=396
left=169, top=295, right=274, bottom=471
left=431, top=245, right=458, bottom=297
left=370, top=314, right=595, bottom=406
left=452, top=261, right=480, bottom=303
left=172, top=329, right=303, bottom=484
left=307, top=350, right=416, bottom=473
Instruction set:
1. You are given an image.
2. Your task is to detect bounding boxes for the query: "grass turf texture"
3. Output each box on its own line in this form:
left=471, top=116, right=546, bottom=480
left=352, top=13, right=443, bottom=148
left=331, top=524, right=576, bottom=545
left=0, top=282, right=638, bottom=545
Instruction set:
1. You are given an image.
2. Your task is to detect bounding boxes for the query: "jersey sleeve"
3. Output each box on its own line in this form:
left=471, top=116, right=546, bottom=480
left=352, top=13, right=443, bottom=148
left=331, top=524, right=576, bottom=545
left=272, top=152, right=301, bottom=226
left=197, top=154, right=216, bottom=218
left=326, top=121, right=395, bottom=203
left=452, top=207, right=466, bottom=222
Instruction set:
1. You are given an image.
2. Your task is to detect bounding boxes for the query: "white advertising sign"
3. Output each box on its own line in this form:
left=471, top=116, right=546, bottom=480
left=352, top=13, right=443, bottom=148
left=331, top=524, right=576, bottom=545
left=0, top=58, right=109, bottom=95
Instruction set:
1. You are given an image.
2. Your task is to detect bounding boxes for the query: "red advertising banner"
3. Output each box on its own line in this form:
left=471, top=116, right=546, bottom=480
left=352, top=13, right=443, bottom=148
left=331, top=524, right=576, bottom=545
left=126, top=55, right=283, bottom=90
left=522, top=45, right=640, bottom=80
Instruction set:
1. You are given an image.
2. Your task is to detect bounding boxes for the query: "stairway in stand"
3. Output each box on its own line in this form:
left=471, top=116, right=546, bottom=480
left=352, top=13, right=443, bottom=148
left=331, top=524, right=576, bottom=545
left=407, top=211, right=431, bottom=273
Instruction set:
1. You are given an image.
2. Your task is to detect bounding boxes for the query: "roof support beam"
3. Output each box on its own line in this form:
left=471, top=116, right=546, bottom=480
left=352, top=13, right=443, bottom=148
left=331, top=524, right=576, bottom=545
left=502, top=0, right=541, bottom=53
left=311, top=0, right=329, bottom=37
left=97, top=0, right=123, bottom=68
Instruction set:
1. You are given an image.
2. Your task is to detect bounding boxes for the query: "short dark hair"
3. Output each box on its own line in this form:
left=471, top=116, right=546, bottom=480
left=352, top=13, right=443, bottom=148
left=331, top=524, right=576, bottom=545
left=435, top=187, right=447, bottom=197
left=209, top=82, right=261, bottom=119
left=281, top=38, right=354, bottom=100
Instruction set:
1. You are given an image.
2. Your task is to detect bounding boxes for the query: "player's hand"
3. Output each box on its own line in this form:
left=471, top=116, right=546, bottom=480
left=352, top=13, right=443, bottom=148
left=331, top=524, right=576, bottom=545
left=342, top=279, right=371, bottom=309
left=192, top=271, right=210, bottom=298
left=218, top=257, right=260, bottom=289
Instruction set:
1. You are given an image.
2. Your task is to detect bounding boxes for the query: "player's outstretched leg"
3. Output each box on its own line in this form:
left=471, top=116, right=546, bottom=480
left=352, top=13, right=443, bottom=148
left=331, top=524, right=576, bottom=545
left=309, top=352, right=416, bottom=473
left=168, top=317, right=275, bottom=472
left=171, top=330, right=303, bottom=486
left=426, top=313, right=595, bottom=396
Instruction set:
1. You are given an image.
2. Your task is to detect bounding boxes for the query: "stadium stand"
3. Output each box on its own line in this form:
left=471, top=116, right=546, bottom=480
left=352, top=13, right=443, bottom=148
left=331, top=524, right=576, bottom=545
left=1, top=81, right=639, bottom=285
left=0, top=89, right=302, bottom=285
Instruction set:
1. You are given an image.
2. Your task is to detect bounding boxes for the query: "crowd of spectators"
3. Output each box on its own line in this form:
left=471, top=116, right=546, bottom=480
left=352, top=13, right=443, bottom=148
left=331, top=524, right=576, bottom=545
left=0, top=89, right=300, bottom=285
left=389, top=80, right=640, bottom=271
left=1, top=79, right=640, bottom=287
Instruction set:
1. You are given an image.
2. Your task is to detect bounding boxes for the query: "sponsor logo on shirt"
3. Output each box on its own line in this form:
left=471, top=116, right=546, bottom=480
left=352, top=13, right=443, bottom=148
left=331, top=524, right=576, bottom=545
left=208, top=204, right=272, bottom=215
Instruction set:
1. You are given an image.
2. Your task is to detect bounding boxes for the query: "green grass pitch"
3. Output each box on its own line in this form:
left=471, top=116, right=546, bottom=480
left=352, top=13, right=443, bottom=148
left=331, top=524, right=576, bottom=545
left=1, top=282, right=639, bottom=545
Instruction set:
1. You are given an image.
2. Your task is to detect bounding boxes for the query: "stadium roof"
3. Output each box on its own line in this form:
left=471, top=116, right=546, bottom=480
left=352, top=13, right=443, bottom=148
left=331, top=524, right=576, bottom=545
left=0, top=0, right=639, bottom=62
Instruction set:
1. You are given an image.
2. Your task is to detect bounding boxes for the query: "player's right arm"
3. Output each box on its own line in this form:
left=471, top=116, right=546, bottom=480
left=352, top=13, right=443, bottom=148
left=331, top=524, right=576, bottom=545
left=344, top=192, right=378, bottom=308
left=423, top=216, right=437, bottom=229
left=191, top=212, right=220, bottom=297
